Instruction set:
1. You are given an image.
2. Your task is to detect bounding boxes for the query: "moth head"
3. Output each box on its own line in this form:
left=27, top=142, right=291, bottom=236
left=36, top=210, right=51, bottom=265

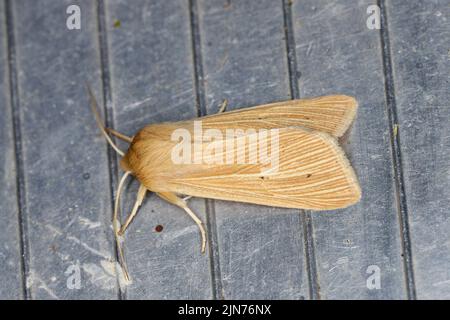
left=117, top=127, right=167, bottom=187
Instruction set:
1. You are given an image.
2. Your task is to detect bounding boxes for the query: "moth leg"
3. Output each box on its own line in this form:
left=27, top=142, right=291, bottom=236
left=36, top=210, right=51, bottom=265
left=156, top=192, right=207, bottom=253
left=118, top=184, right=147, bottom=236
left=217, top=99, right=228, bottom=114
left=182, top=195, right=192, bottom=201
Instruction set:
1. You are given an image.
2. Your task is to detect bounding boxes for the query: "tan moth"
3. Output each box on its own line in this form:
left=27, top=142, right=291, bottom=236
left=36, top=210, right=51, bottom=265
left=87, top=87, right=361, bottom=281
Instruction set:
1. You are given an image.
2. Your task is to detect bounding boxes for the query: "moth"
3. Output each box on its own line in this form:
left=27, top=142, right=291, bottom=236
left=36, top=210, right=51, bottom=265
left=88, top=87, right=361, bottom=281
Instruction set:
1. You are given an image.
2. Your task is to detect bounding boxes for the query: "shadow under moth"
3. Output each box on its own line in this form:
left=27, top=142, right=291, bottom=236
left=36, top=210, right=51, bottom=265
left=88, top=87, right=361, bottom=281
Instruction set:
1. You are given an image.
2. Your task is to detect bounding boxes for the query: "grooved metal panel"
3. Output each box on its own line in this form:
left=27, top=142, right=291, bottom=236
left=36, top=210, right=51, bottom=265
left=1, top=0, right=448, bottom=300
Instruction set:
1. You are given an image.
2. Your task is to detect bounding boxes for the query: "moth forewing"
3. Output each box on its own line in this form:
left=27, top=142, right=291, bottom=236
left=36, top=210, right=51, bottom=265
left=123, top=126, right=360, bottom=210
left=200, top=95, right=358, bottom=138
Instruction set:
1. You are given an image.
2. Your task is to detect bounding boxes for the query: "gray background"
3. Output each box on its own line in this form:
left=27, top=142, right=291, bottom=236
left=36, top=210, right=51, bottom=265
left=0, top=0, right=449, bottom=299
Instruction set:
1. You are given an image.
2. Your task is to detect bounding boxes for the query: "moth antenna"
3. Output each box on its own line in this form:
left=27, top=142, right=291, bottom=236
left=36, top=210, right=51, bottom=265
left=86, top=84, right=125, bottom=156
left=113, top=170, right=132, bottom=282
left=118, top=184, right=147, bottom=236
left=106, top=128, right=133, bottom=143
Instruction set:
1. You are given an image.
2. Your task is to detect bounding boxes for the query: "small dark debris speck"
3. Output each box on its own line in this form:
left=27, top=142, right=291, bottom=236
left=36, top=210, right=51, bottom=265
left=113, top=19, right=121, bottom=28
left=223, top=0, right=232, bottom=9
left=83, top=173, right=90, bottom=180
left=155, top=225, right=164, bottom=232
